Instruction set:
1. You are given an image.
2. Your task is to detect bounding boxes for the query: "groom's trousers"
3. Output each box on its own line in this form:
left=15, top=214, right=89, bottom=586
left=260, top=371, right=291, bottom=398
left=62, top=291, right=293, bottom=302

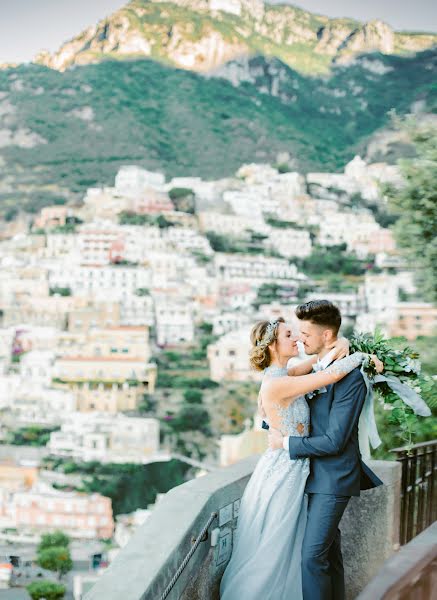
left=301, top=493, right=350, bottom=600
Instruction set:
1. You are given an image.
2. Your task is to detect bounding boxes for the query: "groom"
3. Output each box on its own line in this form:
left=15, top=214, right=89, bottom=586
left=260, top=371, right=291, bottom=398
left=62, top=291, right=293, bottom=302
left=268, top=300, right=382, bottom=600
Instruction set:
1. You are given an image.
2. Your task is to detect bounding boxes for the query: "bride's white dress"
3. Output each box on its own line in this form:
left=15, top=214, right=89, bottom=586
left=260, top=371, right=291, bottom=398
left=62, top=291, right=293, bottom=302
left=220, top=366, right=310, bottom=600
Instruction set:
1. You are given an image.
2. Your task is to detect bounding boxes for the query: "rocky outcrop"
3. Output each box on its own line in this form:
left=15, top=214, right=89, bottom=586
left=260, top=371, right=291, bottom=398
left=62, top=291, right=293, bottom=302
left=336, top=20, right=395, bottom=62
left=33, top=0, right=437, bottom=74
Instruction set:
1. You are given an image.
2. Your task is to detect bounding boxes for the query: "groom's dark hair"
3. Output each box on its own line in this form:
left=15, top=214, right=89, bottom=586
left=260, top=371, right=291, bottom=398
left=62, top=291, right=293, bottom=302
left=295, top=300, right=341, bottom=334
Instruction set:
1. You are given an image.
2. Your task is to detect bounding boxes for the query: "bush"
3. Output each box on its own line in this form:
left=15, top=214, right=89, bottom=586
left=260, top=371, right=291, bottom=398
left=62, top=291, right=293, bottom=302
left=171, top=404, right=211, bottom=436
left=7, top=426, right=59, bottom=447
left=183, top=389, right=203, bottom=404
left=27, top=580, right=66, bottom=600
left=37, top=546, right=73, bottom=579
left=49, top=286, right=71, bottom=296
left=39, top=531, right=70, bottom=551
left=300, top=244, right=373, bottom=276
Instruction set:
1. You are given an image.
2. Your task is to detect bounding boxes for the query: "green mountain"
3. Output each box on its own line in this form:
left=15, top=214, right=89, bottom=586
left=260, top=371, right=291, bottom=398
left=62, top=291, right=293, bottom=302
left=0, top=0, right=435, bottom=215
left=0, top=48, right=435, bottom=214
left=34, top=0, right=437, bottom=76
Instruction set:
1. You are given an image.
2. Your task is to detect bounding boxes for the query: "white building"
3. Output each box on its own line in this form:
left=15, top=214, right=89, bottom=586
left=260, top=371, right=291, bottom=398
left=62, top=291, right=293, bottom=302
left=154, top=295, right=195, bottom=346
left=317, top=211, right=380, bottom=250
left=114, top=166, right=166, bottom=195
left=212, top=312, right=251, bottom=336
left=6, top=386, right=76, bottom=426
left=19, top=350, right=56, bottom=387
left=120, top=295, right=154, bottom=326
left=361, top=273, right=400, bottom=313
left=266, top=227, right=312, bottom=258
left=48, top=264, right=152, bottom=299
left=0, top=373, right=21, bottom=410
left=43, top=233, right=79, bottom=261
left=223, top=189, right=264, bottom=219
left=214, top=254, right=300, bottom=282
left=48, top=413, right=160, bottom=463
left=163, top=227, right=213, bottom=255
left=306, top=292, right=363, bottom=318
left=147, top=251, right=197, bottom=287
left=197, top=212, right=267, bottom=238
left=77, top=221, right=125, bottom=266
left=207, top=328, right=261, bottom=382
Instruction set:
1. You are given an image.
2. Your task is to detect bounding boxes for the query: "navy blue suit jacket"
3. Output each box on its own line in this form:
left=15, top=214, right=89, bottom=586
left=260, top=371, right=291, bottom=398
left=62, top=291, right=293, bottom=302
left=263, top=367, right=383, bottom=496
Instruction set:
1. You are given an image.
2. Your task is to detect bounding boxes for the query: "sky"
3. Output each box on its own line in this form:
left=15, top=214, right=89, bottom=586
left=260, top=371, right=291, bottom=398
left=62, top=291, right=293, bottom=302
left=1, top=0, right=436, bottom=64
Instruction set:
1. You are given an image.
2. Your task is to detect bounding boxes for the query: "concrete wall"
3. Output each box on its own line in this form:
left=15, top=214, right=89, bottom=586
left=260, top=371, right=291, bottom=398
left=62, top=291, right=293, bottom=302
left=356, top=521, right=437, bottom=600
left=85, top=457, right=401, bottom=600
left=341, top=460, right=402, bottom=600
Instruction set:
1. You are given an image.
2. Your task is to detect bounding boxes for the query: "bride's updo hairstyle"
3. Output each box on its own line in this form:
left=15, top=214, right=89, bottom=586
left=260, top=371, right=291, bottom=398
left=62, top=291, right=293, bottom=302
left=249, top=317, right=285, bottom=371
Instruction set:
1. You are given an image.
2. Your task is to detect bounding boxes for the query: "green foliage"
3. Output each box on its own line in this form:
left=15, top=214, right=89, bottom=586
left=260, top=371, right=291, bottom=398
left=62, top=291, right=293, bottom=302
left=1, top=49, right=436, bottom=209
left=74, top=459, right=190, bottom=515
left=265, top=217, right=301, bottom=229
left=27, top=580, right=66, bottom=600
left=386, top=121, right=437, bottom=301
left=37, top=546, right=72, bottom=579
left=119, top=211, right=151, bottom=225
left=50, top=223, right=77, bottom=234
left=351, top=330, right=436, bottom=451
left=253, top=282, right=296, bottom=308
left=205, top=231, right=241, bottom=253
left=183, top=389, right=203, bottom=404
left=300, top=244, right=374, bottom=277
left=168, top=187, right=195, bottom=213
left=168, top=187, right=194, bottom=199
left=138, top=393, right=157, bottom=413
left=6, top=425, right=59, bottom=446
left=198, top=322, right=213, bottom=335
left=157, top=373, right=218, bottom=389
left=49, top=286, right=71, bottom=296
left=135, top=287, right=149, bottom=296
left=205, top=230, right=281, bottom=257
left=38, top=531, right=70, bottom=551
left=170, top=404, right=211, bottom=435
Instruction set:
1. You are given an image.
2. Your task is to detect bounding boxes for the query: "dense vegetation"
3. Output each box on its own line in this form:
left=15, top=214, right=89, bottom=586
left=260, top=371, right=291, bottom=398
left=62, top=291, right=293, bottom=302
left=44, top=457, right=191, bottom=516
left=386, top=121, right=437, bottom=302
left=6, top=425, right=60, bottom=446
left=0, top=48, right=435, bottom=213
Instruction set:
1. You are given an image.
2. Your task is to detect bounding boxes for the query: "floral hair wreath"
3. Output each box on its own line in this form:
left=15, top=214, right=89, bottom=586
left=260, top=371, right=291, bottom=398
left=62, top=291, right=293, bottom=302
left=256, top=319, right=279, bottom=348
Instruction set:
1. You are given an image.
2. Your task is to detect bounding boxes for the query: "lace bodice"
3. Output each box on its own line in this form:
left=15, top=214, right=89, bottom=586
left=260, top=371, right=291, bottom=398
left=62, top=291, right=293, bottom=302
left=263, top=365, right=310, bottom=437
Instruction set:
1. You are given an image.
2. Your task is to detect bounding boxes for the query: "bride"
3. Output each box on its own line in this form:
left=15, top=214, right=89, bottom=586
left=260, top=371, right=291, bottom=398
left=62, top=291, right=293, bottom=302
left=219, top=317, right=382, bottom=600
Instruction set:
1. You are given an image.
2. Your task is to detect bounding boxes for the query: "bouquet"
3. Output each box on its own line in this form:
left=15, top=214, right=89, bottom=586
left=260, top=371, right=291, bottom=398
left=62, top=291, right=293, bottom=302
left=350, top=330, right=435, bottom=452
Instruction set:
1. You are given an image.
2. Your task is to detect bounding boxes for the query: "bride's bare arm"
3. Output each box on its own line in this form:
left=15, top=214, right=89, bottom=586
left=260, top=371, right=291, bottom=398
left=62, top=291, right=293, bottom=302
left=287, top=337, right=350, bottom=377
left=287, top=356, right=317, bottom=376
left=265, top=353, right=381, bottom=403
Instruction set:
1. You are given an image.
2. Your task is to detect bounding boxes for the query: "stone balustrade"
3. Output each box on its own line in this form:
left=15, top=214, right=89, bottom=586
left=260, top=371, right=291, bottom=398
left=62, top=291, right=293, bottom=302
left=85, top=457, right=401, bottom=600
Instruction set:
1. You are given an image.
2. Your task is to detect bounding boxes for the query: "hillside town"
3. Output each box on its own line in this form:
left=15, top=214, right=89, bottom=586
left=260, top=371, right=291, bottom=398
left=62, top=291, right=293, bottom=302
left=0, top=156, right=436, bottom=595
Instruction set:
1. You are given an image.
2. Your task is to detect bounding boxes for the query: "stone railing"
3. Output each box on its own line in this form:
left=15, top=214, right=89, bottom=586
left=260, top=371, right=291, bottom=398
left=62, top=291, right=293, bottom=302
left=85, top=457, right=401, bottom=600
left=357, top=521, right=437, bottom=600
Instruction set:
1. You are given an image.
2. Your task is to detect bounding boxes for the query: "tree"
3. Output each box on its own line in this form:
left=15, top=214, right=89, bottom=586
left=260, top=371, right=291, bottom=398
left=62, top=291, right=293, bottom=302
left=37, top=546, right=73, bottom=580
left=385, top=120, right=437, bottom=301
left=38, top=531, right=70, bottom=551
left=27, top=580, right=66, bottom=600
left=183, top=389, right=203, bottom=404
left=168, top=187, right=195, bottom=213
left=171, top=405, right=211, bottom=436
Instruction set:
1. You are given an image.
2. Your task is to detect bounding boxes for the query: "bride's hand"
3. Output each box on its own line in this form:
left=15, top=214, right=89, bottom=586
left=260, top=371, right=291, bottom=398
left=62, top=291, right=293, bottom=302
left=327, top=336, right=350, bottom=361
left=370, top=354, right=384, bottom=373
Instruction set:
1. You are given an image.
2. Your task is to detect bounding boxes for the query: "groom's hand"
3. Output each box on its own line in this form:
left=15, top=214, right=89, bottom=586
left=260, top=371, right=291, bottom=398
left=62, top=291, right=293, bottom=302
left=268, top=427, right=283, bottom=450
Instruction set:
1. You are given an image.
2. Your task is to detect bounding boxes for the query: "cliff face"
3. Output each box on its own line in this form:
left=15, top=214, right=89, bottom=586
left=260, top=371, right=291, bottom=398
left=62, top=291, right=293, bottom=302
left=33, top=0, right=437, bottom=74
